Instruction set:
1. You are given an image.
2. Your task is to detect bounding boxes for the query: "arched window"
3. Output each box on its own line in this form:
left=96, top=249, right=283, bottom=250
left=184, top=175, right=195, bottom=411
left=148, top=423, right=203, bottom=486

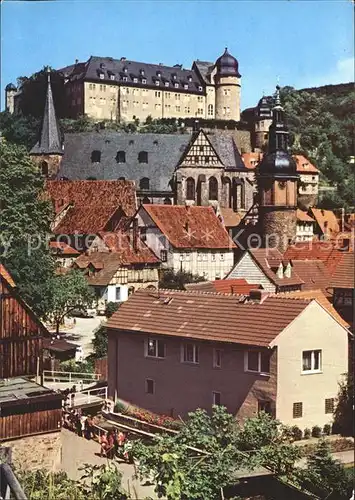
left=138, top=151, right=148, bottom=163
left=186, top=177, right=195, bottom=201
left=91, top=150, right=101, bottom=163
left=224, top=177, right=232, bottom=208
left=142, top=196, right=151, bottom=204
left=164, top=197, right=172, bottom=205
left=209, top=177, right=218, bottom=201
left=41, top=160, right=48, bottom=177
left=140, top=177, right=150, bottom=190
left=208, top=104, right=214, bottom=116
left=116, top=151, right=126, bottom=163
left=118, top=176, right=125, bottom=181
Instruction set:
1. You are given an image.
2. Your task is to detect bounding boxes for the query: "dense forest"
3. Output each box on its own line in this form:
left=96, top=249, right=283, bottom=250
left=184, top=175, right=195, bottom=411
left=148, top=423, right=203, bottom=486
left=1, top=70, right=353, bottom=208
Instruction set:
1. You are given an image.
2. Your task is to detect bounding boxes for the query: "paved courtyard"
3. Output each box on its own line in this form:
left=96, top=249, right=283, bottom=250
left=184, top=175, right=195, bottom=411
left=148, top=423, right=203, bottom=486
left=60, top=428, right=157, bottom=499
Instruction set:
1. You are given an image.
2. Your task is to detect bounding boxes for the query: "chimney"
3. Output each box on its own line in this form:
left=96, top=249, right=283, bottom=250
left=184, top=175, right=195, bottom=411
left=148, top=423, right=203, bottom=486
left=276, top=263, right=283, bottom=279
left=248, top=289, right=269, bottom=303
left=75, top=59, right=79, bottom=64
left=132, top=218, right=138, bottom=252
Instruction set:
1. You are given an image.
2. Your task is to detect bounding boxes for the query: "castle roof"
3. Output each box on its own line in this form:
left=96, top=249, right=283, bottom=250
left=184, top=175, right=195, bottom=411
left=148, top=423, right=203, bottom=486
left=215, top=48, right=241, bottom=78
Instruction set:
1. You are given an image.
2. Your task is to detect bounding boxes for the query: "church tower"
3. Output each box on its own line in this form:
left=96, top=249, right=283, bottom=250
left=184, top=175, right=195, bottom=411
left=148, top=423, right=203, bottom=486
left=30, top=69, right=63, bottom=178
left=257, top=86, right=299, bottom=252
left=214, top=48, right=241, bottom=121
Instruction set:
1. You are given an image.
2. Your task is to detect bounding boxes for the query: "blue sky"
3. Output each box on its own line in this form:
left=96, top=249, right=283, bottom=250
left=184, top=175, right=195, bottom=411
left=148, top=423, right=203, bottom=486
left=1, top=0, right=354, bottom=110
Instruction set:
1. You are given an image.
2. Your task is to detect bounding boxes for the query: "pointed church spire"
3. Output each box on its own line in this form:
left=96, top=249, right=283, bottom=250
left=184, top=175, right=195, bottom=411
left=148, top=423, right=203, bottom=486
left=30, top=69, right=63, bottom=155
left=268, top=85, right=289, bottom=153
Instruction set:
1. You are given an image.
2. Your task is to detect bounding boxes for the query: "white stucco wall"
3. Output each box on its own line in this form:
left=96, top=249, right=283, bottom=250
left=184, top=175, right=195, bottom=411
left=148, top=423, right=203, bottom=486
left=226, top=252, right=275, bottom=291
left=271, top=301, right=348, bottom=430
left=171, top=249, right=234, bottom=280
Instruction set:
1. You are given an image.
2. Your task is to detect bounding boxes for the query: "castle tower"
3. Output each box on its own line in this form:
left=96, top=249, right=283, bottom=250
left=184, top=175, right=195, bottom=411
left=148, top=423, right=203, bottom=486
left=254, top=95, right=273, bottom=151
left=257, top=86, right=299, bottom=252
left=214, top=48, right=241, bottom=121
left=5, top=83, right=17, bottom=114
left=30, top=69, right=63, bottom=178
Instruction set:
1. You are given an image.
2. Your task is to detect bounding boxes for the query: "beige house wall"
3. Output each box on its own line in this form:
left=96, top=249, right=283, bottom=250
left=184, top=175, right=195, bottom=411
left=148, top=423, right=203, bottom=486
left=271, top=301, right=348, bottom=429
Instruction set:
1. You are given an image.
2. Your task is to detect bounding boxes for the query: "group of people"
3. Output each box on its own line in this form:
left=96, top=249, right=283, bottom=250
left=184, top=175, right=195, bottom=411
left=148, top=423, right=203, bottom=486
left=99, top=428, right=133, bottom=462
left=62, top=409, right=96, bottom=439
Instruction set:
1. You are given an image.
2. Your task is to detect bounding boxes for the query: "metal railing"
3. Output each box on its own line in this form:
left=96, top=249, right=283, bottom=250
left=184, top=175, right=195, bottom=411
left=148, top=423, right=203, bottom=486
left=0, top=464, right=27, bottom=500
left=67, top=386, right=108, bottom=408
left=43, top=370, right=101, bottom=385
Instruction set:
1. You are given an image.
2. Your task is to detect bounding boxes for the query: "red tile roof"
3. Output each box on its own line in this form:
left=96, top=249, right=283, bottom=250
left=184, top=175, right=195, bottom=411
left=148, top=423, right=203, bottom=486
left=142, top=205, right=235, bottom=249
left=289, top=260, right=331, bottom=294
left=0, top=264, right=16, bottom=287
left=249, top=249, right=304, bottom=287
left=242, top=153, right=319, bottom=173
left=46, top=180, right=137, bottom=234
left=330, top=252, right=355, bottom=289
left=96, top=231, right=160, bottom=265
left=275, top=289, right=349, bottom=328
left=297, top=209, right=314, bottom=223
left=284, top=242, right=346, bottom=276
left=50, top=241, right=80, bottom=255
left=311, top=208, right=340, bottom=237
left=185, top=279, right=261, bottom=294
left=107, top=289, right=311, bottom=347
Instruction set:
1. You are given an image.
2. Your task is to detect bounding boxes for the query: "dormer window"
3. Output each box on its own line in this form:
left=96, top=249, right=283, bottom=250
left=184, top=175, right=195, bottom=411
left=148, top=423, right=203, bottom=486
left=172, top=73, right=177, bottom=80
left=165, top=81, right=169, bottom=87
left=110, top=74, right=115, bottom=80
left=123, top=67, right=128, bottom=73
left=188, top=75, right=192, bottom=82
left=133, top=77, right=138, bottom=83
left=155, top=80, right=160, bottom=86
left=142, top=78, right=147, bottom=84
left=122, top=76, right=128, bottom=82
left=198, top=86, right=203, bottom=91
left=99, top=73, right=104, bottom=80
left=184, top=84, right=188, bottom=90
left=174, top=83, right=179, bottom=88
left=140, top=69, right=145, bottom=76
left=156, top=71, right=162, bottom=78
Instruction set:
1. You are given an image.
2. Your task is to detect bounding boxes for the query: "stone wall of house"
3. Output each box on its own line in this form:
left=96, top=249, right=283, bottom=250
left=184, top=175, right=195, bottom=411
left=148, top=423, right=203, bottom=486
left=2, top=431, right=62, bottom=472
left=30, top=154, right=63, bottom=179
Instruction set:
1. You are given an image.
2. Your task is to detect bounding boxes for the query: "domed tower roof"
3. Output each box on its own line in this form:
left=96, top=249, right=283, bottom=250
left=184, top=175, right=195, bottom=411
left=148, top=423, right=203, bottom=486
left=5, top=83, right=17, bottom=91
left=215, top=48, right=241, bottom=77
left=257, top=85, right=297, bottom=178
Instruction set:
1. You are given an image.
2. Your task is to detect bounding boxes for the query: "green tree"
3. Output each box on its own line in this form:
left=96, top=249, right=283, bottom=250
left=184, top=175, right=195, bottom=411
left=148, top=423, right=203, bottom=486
left=159, top=269, right=205, bottom=290
left=91, top=323, right=108, bottom=359
left=46, top=269, right=94, bottom=334
left=105, top=301, right=120, bottom=318
left=80, top=463, right=129, bottom=500
left=333, top=373, right=354, bottom=436
left=0, top=111, right=40, bottom=149
left=0, top=140, right=55, bottom=315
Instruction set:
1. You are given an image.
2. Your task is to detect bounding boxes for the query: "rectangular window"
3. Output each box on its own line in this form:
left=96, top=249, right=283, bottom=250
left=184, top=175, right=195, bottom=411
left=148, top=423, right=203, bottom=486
left=160, top=250, right=167, bottom=262
left=211, top=253, right=216, bottom=262
left=115, top=287, right=121, bottom=301
left=182, top=343, right=199, bottom=364
left=302, top=350, right=322, bottom=373
left=245, top=351, right=270, bottom=374
left=175, top=105, right=180, bottom=112
left=197, top=252, right=202, bottom=261
left=258, top=400, right=272, bottom=415
left=146, top=379, right=155, bottom=394
left=213, top=348, right=222, bottom=368
left=220, top=253, right=225, bottom=261
left=293, top=402, right=303, bottom=418
left=325, top=398, right=334, bottom=414
left=146, top=338, right=165, bottom=358
left=212, top=391, right=221, bottom=405
left=155, top=91, right=161, bottom=97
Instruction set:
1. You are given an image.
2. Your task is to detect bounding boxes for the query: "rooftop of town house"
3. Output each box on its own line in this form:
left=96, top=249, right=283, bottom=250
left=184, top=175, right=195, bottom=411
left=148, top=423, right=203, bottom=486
left=296, top=209, right=315, bottom=223
left=141, top=204, right=235, bottom=249
left=242, top=152, right=319, bottom=173
left=248, top=248, right=304, bottom=287
left=289, top=260, right=332, bottom=294
left=185, top=278, right=261, bottom=295
left=310, top=208, right=340, bottom=236
left=43, top=337, right=79, bottom=353
left=0, top=263, right=16, bottom=287
left=106, top=288, right=312, bottom=347
left=275, top=289, right=349, bottom=329
left=49, top=241, right=80, bottom=255
left=46, top=180, right=137, bottom=234
left=330, top=252, right=355, bottom=289
left=283, top=241, right=347, bottom=276
left=0, top=377, right=60, bottom=406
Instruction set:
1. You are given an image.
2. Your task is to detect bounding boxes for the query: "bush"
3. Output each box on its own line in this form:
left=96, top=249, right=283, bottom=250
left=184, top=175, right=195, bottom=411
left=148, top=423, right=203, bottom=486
left=304, top=428, right=311, bottom=439
left=291, top=425, right=303, bottom=441
left=114, top=400, right=127, bottom=414
left=323, top=424, right=332, bottom=436
left=312, top=425, right=322, bottom=438
left=105, top=301, right=121, bottom=318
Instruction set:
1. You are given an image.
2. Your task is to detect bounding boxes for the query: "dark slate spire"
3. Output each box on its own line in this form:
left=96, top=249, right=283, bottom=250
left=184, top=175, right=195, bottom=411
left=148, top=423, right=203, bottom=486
left=30, top=69, right=63, bottom=155
left=257, top=85, right=297, bottom=178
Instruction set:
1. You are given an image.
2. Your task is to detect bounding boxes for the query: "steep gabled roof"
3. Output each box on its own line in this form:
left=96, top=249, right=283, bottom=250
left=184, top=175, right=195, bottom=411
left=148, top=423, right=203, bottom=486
left=330, top=252, right=355, bottom=289
left=311, top=208, right=340, bottom=236
left=249, top=249, right=304, bottom=287
left=46, top=180, right=137, bottom=234
left=95, top=231, right=160, bottom=265
left=283, top=242, right=346, bottom=276
left=107, top=289, right=310, bottom=347
left=289, top=260, right=331, bottom=294
left=49, top=241, right=80, bottom=256
left=141, top=204, right=235, bottom=249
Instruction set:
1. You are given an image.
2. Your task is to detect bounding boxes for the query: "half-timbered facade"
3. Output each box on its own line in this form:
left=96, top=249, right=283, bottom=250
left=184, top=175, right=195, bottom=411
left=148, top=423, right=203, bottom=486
left=174, top=130, right=254, bottom=211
